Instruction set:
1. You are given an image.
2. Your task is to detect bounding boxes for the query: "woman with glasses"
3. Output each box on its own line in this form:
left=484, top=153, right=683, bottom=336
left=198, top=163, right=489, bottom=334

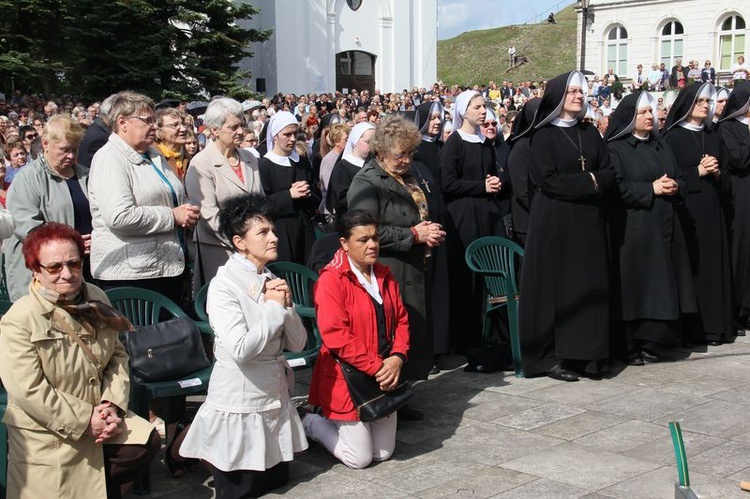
left=186, top=98, right=263, bottom=296
left=348, top=116, right=445, bottom=413
left=0, top=222, right=160, bottom=499
left=4, top=116, right=94, bottom=301
left=664, top=82, right=734, bottom=345
left=718, top=81, right=750, bottom=331
left=154, top=107, right=190, bottom=182
left=605, top=92, right=697, bottom=365
left=88, top=91, right=199, bottom=304
left=439, top=90, right=504, bottom=354
left=519, top=71, right=615, bottom=381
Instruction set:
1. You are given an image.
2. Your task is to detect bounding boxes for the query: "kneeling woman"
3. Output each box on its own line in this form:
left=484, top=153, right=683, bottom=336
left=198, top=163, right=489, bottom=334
left=179, top=193, right=309, bottom=497
left=303, top=210, right=410, bottom=469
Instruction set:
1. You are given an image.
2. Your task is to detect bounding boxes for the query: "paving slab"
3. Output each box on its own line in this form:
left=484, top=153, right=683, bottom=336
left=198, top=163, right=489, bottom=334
left=572, top=420, right=666, bottom=453
left=489, top=478, right=591, bottom=498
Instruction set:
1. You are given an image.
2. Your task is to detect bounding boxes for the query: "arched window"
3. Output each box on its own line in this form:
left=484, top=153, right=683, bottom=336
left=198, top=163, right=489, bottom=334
left=719, top=15, right=746, bottom=70
left=660, top=20, right=684, bottom=66
left=606, top=25, right=628, bottom=76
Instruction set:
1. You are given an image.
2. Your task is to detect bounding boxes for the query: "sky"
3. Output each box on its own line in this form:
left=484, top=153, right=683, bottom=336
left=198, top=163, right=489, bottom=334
left=437, top=0, right=575, bottom=40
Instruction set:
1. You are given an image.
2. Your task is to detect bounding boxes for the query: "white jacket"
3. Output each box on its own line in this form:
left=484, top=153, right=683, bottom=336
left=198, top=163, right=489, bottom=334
left=88, top=133, right=186, bottom=280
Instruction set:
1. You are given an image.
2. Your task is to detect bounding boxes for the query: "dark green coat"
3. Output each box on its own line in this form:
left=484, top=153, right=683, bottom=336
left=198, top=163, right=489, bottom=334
left=347, top=159, right=432, bottom=380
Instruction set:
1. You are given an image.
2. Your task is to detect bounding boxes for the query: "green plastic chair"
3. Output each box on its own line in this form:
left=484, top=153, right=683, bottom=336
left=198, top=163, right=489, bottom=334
left=0, top=387, right=7, bottom=499
left=105, top=287, right=213, bottom=493
left=193, top=282, right=210, bottom=333
left=465, top=236, right=525, bottom=377
left=267, top=261, right=323, bottom=370
left=0, top=254, right=10, bottom=302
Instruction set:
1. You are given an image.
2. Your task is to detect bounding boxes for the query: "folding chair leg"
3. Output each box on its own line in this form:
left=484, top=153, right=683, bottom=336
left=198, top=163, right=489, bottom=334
left=507, top=300, right=524, bottom=378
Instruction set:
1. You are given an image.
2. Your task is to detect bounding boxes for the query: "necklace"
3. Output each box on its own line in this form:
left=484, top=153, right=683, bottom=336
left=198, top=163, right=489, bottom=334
left=558, top=127, right=587, bottom=171
left=228, top=152, right=240, bottom=168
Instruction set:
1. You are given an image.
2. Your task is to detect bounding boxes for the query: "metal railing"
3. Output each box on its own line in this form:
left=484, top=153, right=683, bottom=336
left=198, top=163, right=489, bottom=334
left=523, top=1, right=573, bottom=25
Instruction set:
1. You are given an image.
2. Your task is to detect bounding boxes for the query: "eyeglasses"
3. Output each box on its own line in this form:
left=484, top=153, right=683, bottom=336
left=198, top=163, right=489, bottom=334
left=39, top=259, right=84, bottom=275
left=161, top=121, right=188, bottom=130
left=24, top=133, right=38, bottom=140
left=566, top=89, right=585, bottom=95
left=391, top=150, right=415, bottom=162
left=129, top=115, right=157, bottom=126
left=481, top=121, right=498, bottom=127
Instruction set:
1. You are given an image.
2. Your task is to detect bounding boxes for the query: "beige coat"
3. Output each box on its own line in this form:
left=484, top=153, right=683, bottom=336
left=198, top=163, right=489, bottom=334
left=0, top=283, right=140, bottom=499
left=185, top=141, right=262, bottom=291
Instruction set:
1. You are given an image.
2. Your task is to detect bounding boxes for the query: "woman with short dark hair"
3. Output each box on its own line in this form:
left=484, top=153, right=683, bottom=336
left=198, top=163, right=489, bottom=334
left=179, top=193, right=308, bottom=497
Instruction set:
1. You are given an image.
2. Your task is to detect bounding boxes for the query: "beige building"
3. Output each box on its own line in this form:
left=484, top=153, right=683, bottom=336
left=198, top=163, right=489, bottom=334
left=576, top=0, right=748, bottom=80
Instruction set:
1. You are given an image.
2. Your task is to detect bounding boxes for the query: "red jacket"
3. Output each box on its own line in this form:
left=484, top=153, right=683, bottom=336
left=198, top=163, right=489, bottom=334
left=309, top=248, right=410, bottom=420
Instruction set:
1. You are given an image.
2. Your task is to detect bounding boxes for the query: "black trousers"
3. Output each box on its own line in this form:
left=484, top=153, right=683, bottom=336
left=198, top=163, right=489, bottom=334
left=211, top=461, right=290, bottom=499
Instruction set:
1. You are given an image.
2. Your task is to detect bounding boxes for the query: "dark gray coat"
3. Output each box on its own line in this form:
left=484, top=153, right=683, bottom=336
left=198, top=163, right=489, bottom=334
left=347, top=159, right=432, bottom=379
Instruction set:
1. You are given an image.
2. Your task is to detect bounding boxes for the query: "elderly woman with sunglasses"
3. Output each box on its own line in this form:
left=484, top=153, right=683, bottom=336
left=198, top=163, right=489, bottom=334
left=4, top=115, right=94, bottom=301
left=87, top=91, right=199, bottom=304
left=0, top=222, right=160, bottom=499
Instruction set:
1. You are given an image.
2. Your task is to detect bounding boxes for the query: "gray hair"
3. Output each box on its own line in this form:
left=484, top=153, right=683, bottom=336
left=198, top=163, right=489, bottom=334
left=203, top=97, right=244, bottom=129
left=109, top=91, right=155, bottom=132
left=99, top=93, right=118, bottom=123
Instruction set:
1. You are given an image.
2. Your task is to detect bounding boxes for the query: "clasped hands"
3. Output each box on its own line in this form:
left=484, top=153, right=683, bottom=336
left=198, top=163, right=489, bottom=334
left=697, top=155, right=720, bottom=178
left=173, top=204, right=200, bottom=229
left=485, top=174, right=502, bottom=193
left=264, top=278, right=293, bottom=308
left=87, top=401, right=123, bottom=444
left=412, top=220, right=446, bottom=247
left=652, top=174, right=679, bottom=196
left=375, top=355, right=403, bottom=392
left=289, top=180, right=311, bottom=199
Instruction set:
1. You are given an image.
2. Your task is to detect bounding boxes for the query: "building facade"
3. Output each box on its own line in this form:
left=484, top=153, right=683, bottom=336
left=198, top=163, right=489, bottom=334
left=576, top=0, right=748, bottom=80
left=239, top=0, right=437, bottom=96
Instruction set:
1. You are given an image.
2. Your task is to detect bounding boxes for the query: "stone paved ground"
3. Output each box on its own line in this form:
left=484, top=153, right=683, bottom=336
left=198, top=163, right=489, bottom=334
left=134, top=336, right=750, bottom=498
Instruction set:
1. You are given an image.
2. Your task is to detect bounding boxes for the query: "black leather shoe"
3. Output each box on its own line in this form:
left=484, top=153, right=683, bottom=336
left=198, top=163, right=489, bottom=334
left=707, top=340, right=722, bottom=346
left=627, top=352, right=645, bottom=366
left=640, top=349, right=663, bottom=363
left=547, top=366, right=579, bottom=382
left=398, top=405, right=424, bottom=421
left=429, top=364, right=440, bottom=375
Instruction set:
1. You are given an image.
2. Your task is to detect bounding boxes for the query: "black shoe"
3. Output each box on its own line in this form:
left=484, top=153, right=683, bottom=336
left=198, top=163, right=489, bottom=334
left=398, top=405, right=424, bottom=421
left=627, top=352, right=645, bottom=366
left=429, top=364, right=440, bottom=375
left=738, top=329, right=747, bottom=337
left=547, top=366, right=579, bottom=382
left=640, top=349, right=663, bottom=363
left=707, top=340, right=722, bottom=346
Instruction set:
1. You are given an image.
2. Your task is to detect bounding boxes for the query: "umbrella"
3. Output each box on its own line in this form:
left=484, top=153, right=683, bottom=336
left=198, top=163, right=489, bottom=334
left=186, top=100, right=209, bottom=115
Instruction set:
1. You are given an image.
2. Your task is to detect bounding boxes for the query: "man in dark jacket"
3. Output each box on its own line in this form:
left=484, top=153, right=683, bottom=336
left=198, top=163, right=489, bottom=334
left=78, top=93, right=117, bottom=168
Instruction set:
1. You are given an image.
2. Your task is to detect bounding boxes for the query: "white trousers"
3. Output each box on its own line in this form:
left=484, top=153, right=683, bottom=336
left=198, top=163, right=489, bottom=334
left=302, top=413, right=397, bottom=469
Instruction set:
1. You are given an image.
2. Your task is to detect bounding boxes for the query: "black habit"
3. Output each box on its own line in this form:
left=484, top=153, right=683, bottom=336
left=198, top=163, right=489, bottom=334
left=519, top=71, right=615, bottom=376
left=507, top=99, right=541, bottom=244
left=605, top=92, right=697, bottom=348
left=326, top=158, right=360, bottom=219
left=663, top=82, right=734, bottom=342
left=718, top=81, right=750, bottom=320
left=258, top=155, right=321, bottom=265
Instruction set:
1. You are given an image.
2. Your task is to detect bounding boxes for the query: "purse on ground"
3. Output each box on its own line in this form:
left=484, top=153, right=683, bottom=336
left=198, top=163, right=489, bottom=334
left=123, top=317, right=210, bottom=383
left=337, top=360, right=412, bottom=422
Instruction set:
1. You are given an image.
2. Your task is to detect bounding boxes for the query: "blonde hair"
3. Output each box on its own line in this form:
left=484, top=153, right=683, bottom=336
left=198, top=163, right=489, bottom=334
left=42, top=115, right=84, bottom=146
left=326, top=123, right=351, bottom=148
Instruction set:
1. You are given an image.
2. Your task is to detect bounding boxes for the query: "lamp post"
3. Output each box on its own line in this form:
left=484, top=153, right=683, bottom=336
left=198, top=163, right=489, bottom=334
left=580, top=0, right=591, bottom=71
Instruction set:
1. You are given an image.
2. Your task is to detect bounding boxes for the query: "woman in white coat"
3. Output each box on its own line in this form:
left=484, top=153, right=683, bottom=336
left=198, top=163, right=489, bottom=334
left=179, top=193, right=308, bottom=498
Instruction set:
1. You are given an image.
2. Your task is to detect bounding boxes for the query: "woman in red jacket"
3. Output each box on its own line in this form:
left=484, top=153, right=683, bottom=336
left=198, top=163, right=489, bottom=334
left=303, top=209, right=410, bottom=469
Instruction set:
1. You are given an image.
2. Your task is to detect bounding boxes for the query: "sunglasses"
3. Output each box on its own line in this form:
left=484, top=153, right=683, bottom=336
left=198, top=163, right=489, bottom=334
left=39, top=259, right=84, bottom=275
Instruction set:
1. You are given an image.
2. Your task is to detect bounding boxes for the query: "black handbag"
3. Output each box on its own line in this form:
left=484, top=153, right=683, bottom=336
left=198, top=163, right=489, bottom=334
left=337, top=360, right=412, bottom=422
left=123, top=317, right=211, bottom=383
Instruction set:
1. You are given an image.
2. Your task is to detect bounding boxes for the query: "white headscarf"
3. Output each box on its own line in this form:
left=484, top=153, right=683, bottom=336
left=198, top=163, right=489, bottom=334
left=264, top=111, right=299, bottom=166
left=342, top=122, right=375, bottom=167
left=453, top=90, right=485, bottom=141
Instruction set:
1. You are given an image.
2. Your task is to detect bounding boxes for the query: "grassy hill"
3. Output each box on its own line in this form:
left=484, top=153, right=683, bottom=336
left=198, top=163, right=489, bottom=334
left=437, top=3, right=578, bottom=86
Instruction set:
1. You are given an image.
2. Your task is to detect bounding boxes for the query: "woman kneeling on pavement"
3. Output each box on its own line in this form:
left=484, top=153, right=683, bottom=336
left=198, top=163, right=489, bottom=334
left=179, top=193, right=309, bottom=497
left=302, top=209, right=410, bottom=469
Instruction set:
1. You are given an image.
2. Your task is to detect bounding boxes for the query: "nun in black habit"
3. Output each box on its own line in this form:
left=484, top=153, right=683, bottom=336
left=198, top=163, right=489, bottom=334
left=507, top=98, right=541, bottom=245
left=258, top=111, right=322, bottom=264
left=412, top=101, right=452, bottom=364
left=718, top=81, right=750, bottom=326
left=438, top=90, right=503, bottom=352
left=519, top=70, right=615, bottom=381
left=605, top=92, right=697, bottom=364
left=482, top=107, right=513, bottom=235
left=663, top=82, right=734, bottom=344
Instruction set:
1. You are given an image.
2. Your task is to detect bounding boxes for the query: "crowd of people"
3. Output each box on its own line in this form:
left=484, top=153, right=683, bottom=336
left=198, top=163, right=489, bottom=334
left=0, top=58, right=748, bottom=496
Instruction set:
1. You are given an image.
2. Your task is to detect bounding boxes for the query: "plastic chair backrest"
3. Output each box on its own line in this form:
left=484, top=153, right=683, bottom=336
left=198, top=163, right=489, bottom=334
left=0, top=254, right=10, bottom=302
left=194, top=283, right=209, bottom=323
left=267, top=261, right=319, bottom=309
left=465, top=236, right=524, bottom=299
left=105, top=287, right=186, bottom=326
